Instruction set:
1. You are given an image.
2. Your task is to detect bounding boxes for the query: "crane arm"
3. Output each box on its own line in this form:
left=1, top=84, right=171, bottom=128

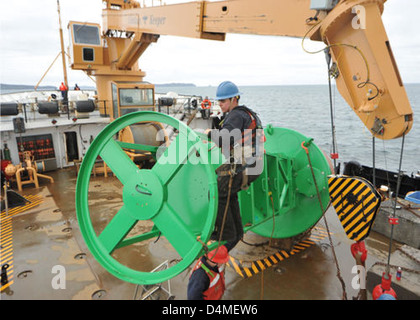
left=69, top=0, right=413, bottom=139
left=103, top=0, right=324, bottom=40
left=103, top=1, right=224, bottom=41
left=116, top=32, right=159, bottom=70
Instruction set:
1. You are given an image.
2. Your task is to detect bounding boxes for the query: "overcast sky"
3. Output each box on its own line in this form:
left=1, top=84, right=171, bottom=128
left=0, top=0, right=419, bottom=87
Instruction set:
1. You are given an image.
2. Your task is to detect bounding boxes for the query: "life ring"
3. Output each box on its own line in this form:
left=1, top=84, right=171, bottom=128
left=201, top=99, right=212, bottom=109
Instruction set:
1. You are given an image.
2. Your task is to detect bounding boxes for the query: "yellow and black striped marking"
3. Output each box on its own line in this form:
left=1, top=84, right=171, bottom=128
left=227, top=227, right=330, bottom=278
left=1, top=194, right=43, bottom=292
left=328, top=175, right=380, bottom=242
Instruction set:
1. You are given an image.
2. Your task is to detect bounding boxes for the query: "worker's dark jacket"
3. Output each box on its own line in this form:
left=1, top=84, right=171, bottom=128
left=207, top=106, right=263, bottom=250
left=209, top=105, right=263, bottom=172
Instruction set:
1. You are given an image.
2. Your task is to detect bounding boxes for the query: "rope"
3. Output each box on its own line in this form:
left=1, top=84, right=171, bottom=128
left=302, top=19, right=379, bottom=105
left=217, top=168, right=235, bottom=246
left=206, top=165, right=235, bottom=262
left=240, top=239, right=269, bottom=247
left=301, top=141, right=348, bottom=300
left=302, top=21, right=370, bottom=75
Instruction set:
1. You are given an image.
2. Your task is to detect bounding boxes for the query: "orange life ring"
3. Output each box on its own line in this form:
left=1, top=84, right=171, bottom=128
left=201, top=99, right=212, bottom=109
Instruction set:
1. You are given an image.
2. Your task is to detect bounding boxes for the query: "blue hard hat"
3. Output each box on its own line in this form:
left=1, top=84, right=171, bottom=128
left=377, top=293, right=396, bottom=300
left=216, top=81, right=241, bottom=100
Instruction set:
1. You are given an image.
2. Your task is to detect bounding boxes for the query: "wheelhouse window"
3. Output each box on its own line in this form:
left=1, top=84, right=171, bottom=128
left=73, top=24, right=100, bottom=45
left=119, top=88, right=154, bottom=107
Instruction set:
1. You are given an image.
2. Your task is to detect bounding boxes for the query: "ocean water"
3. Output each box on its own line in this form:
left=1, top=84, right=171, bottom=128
left=157, top=84, right=420, bottom=175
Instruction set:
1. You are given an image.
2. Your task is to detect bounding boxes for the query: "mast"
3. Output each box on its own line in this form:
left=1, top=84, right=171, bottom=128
left=57, top=0, right=68, bottom=88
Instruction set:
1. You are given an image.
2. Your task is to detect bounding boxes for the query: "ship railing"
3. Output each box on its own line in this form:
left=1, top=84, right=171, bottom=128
left=154, top=94, right=221, bottom=120
left=0, top=99, right=102, bottom=123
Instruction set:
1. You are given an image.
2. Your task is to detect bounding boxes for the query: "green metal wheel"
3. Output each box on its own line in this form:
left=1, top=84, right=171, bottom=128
left=240, top=125, right=332, bottom=239
left=76, top=111, right=219, bottom=285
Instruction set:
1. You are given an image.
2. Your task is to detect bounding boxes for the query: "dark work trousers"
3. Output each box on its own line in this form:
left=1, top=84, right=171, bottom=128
left=61, top=90, right=68, bottom=106
left=213, top=167, right=258, bottom=252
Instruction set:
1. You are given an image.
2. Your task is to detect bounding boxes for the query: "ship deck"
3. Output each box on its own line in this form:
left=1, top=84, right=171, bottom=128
left=0, top=167, right=405, bottom=300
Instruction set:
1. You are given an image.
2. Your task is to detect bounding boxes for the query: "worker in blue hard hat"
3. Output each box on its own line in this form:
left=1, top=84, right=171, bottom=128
left=207, top=81, right=264, bottom=251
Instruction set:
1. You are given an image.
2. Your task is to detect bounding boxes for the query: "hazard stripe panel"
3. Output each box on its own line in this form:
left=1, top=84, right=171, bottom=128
left=1, top=195, right=44, bottom=219
left=328, top=175, right=381, bottom=242
left=227, top=227, right=330, bottom=279
left=1, top=194, right=43, bottom=292
left=1, top=216, right=14, bottom=292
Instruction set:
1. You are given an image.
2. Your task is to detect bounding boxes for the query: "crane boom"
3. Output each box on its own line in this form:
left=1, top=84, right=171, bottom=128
left=103, top=0, right=323, bottom=39
left=69, top=0, right=413, bottom=140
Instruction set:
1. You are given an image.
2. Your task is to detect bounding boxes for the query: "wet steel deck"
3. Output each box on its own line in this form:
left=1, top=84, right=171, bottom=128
left=0, top=167, right=403, bottom=300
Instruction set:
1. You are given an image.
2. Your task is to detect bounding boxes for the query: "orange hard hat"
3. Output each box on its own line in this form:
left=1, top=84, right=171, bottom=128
left=206, top=245, right=229, bottom=264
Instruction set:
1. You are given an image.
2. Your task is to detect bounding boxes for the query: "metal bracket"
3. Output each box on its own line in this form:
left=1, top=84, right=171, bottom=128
left=388, top=216, right=399, bottom=225
left=133, top=260, right=175, bottom=300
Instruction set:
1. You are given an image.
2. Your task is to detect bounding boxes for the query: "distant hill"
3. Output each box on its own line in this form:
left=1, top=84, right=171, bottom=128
left=1, top=83, right=195, bottom=91
left=0, top=83, right=97, bottom=93
left=155, top=83, right=196, bottom=87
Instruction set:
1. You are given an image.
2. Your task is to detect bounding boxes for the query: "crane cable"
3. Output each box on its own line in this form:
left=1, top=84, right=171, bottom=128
left=371, top=131, right=408, bottom=291
left=325, top=48, right=339, bottom=173
left=300, top=19, right=352, bottom=300
left=385, top=131, right=407, bottom=276
left=301, top=141, right=348, bottom=300
left=304, top=16, right=410, bottom=298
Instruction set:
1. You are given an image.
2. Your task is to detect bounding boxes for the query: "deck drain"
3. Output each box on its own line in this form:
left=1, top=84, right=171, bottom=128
left=274, top=267, right=286, bottom=275
left=319, top=243, right=331, bottom=252
left=74, top=253, right=86, bottom=260
left=25, top=224, right=38, bottom=231
left=62, top=227, right=72, bottom=233
left=17, top=270, right=33, bottom=279
left=92, top=289, right=107, bottom=300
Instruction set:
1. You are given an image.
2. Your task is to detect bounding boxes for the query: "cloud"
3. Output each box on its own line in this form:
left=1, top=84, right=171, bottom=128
left=0, top=0, right=418, bottom=87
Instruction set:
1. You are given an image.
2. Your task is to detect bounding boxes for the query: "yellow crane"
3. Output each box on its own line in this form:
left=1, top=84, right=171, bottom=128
left=68, top=0, right=413, bottom=140
left=72, top=1, right=415, bottom=289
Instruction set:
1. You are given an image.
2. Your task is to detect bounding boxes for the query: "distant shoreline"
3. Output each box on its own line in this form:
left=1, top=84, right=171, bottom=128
left=0, top=83, right=197, bottom=91
left=0, top=83, right=57, bottom=91
left=1, top=82, right=418, bottom=92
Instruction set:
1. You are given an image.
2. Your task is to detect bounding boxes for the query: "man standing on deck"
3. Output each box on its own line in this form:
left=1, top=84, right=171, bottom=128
left=59, top=82, right=68, bottom=105
left=207, top=81, right=264, bottom=252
